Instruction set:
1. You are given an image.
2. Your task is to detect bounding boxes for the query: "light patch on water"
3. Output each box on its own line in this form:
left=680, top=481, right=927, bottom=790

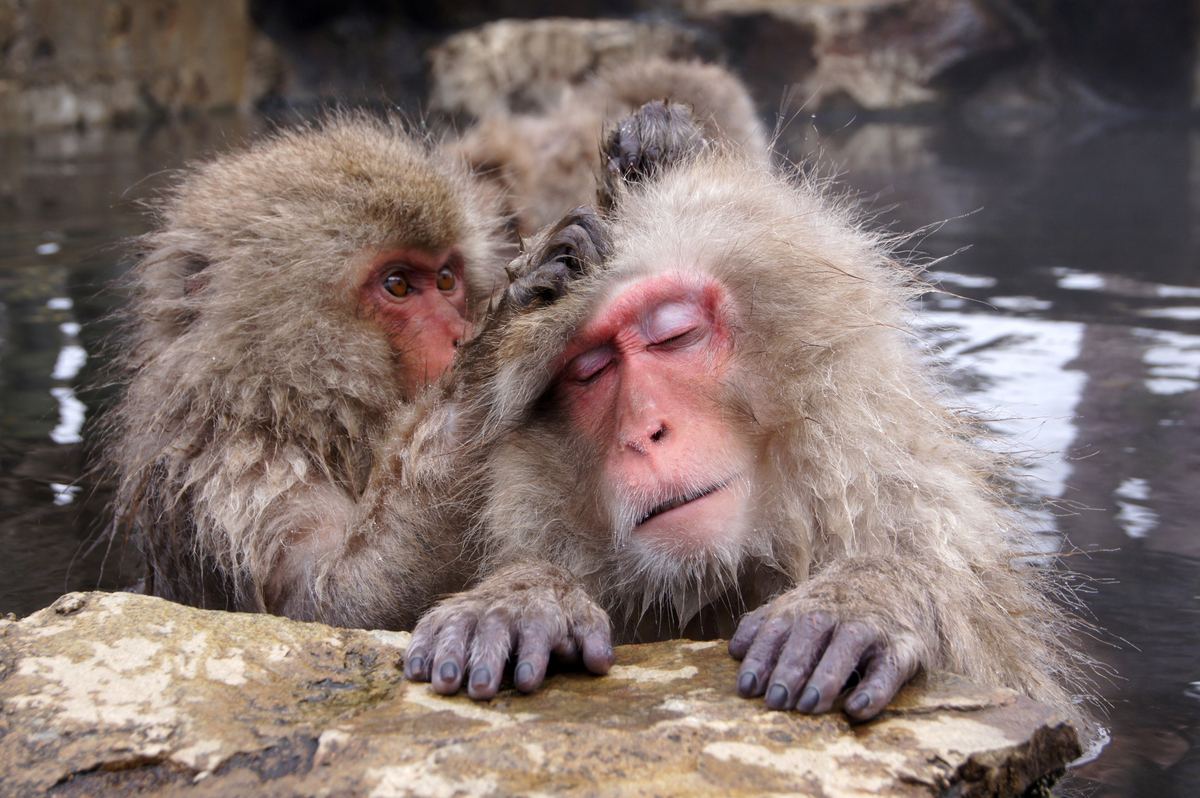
left=928, top=295, right=967, bottom=310
left=1136, top=328, right=1200, bottom=395
left=46, top=296, right=72, bottom=310
left=51, top=344, right=86, bottom=381
left=1116, top=501, right=1157, bottom=539
left=1114, top=478, right=1157, bottom=538
left=49, top=386, right=86, bottom=444
left=921, top=311, right=1086, bottom=498
left=50, top=483, right=80, bottom=506
left=1137, top=307, right=1200, bottom=322
left=988, top=295, right=1054, bottom=312
left=35, top=242, right=60, bottom=255
left=1115, top=477, right=1151, bottom=501
left=1054, top=269, right=1106, bottom=291
left=1157, top=285, right=1200, bottom=298
left=926, top=270, right=998, bottom=289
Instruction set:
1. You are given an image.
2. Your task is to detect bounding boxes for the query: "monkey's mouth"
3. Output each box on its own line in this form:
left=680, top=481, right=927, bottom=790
left=637, top=482, right=728, bottom=526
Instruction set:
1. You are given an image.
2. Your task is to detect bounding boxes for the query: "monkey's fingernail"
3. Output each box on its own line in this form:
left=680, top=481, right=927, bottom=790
left=514, top=662, right=534, bottom=687
left=797, top=685, right=821, bottom=713
left=737, top=671, right=757, bottom=696
left=438, top=661, right=459, bottom=683
left=765, top=683, right=789, bottom=710
left=846, top=692, right=870, bottom=716
left=406, top=655, right=424, bottom=677
left=469, top=667, right=492, bottom=690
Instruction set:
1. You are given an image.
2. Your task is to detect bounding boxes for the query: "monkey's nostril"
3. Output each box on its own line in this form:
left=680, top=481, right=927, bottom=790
left=649, top=424, right=667, bottom=443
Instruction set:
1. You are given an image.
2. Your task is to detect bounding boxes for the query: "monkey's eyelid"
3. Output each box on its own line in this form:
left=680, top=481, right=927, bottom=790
left=565, top=347, right=614, bottom=382
left=645, top=301, right=707, bottom=346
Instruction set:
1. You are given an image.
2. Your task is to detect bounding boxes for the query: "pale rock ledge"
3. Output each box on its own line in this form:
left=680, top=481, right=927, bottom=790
left=0, top=591, right=1080, bottom=797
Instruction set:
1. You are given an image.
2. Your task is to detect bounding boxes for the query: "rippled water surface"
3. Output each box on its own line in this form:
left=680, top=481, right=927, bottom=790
left=2, top=113, right=1197, bottom=796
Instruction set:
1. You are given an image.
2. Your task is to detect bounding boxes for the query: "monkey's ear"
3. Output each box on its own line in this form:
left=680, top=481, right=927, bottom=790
left=503, top=208, right=611, bottom=310
left=600, top=101, right=705, bottom=209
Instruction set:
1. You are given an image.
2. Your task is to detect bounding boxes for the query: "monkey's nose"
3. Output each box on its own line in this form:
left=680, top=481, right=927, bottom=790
left=622, top=422, right=668, bottom=455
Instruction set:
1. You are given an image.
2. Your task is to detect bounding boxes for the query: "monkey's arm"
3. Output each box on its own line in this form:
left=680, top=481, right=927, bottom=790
left=215, top=436, right=467, bottom=631
left=404, top=561, right=614, bottom=698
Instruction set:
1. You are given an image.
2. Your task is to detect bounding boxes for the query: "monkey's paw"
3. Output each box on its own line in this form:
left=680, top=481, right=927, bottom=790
left=602, top=101, right=704, bottom=199
left=404, top=562, right=615, bottom=700
left=504, top=209, right=611, bottom=309
left=728, top=593, right=925, bottom=722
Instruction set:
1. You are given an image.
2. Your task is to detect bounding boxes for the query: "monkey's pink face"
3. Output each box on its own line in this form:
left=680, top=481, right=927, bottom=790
left=554, top=273, right=755, bottom=557
left=361, top=247, right=470, bottom=390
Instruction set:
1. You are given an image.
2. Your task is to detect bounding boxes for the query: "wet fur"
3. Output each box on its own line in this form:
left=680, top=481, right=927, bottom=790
left=456, top=58, right=768, bottom=237
left=459, top=146, right=1096, bottom=735
left=105, top=113, right=508, bottom=629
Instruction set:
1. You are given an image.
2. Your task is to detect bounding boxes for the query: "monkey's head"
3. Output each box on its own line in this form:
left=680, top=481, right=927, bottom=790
left=131, top=113, right=508, bottom=420
left=484, top=150, right=918, bottom=620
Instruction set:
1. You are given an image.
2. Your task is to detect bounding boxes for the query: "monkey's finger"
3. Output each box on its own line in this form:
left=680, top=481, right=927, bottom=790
left=404, top=621, right=437, bottom=681
left=513, top=624, right=556, bottom=694
left=734, top=612, right=801, bottom=699
left=728, top=604, right=774, bottom=659
left=761, top=612, right=836, bottom=710
left=578, top=628, right=615, bottom=676
left=429, top=615, right=476, bottom=695
left=843, top=650, right=919, bottom=721
left=466, top=608, right=518, bottom=700
left=563, top=600, right=614, bottom=675
left=795, top=621, right=878, bottom=715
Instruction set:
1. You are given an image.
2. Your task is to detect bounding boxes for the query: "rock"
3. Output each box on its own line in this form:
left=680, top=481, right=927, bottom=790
left=0, top=591, right=1080, bottom=797
left=428, top=18, right=704, bottom=117
left=0, top=0, right=270, bottom=131
left=684, top=0, right=1018, bottom=112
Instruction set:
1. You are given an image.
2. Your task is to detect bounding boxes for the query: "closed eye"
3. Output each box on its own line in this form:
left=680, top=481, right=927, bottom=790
left=645, top=300, right=707, bottom=347
left=651, top=325, right=703, bottom=349
left=565, top=346, right=614, bottom=383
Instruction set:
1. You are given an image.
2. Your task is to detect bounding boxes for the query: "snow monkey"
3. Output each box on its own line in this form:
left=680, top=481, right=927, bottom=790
left=455, top=57, right=769, bottom=238
left=104, top=59, right=768, bottom=629
left=405, top=104, right=1093, bottom=736
left=105, top=113, right=511, bottom=629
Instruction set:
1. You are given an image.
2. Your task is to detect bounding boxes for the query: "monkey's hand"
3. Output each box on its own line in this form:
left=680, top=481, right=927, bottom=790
left=728, top=585, right=929, bottom=722
left=404, top=561, right=615, bottom=700
left=502, top=209, right=612, bottom=311
left=601, top=101, right=705, bottom=206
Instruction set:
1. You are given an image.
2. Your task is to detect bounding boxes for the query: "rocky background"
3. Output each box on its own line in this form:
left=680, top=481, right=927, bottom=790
left=0, top=0, right=1193, bottom=133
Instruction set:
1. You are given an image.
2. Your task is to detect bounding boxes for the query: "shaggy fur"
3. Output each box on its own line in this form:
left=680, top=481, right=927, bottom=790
left=456, top=58, right=768, bottom=237
left=106, top=113, right=509, bottom=629
left=419, top=139, right=1096, bottom=737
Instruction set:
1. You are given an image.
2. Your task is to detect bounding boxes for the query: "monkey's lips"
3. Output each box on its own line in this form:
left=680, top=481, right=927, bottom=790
left=636, top=481, right=730, bottom=527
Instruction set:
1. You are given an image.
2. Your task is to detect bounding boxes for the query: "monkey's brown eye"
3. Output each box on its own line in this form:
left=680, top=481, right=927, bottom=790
left=383, top=273, right=410, bottom=297
left=436, top=266, right=457, bottom=292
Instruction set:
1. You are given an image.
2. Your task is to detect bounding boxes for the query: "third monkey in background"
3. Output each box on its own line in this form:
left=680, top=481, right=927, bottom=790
left=407, top=104, right=1095, bottom=736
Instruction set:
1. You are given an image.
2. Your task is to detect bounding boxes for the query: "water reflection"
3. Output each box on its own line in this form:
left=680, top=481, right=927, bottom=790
left=787, top=115, right=1200, bottom=797
left=0, top=113, right=1197, bottom=795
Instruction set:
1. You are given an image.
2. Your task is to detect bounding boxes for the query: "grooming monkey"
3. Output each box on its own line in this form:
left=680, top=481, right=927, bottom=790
left=106, top=114, right=509, bottom=628
left=406, top=105, right=1093, bottom=735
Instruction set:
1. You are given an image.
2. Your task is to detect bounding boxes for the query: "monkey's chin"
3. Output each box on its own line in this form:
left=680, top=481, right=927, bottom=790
left=633, top=484, right=747, bottom=559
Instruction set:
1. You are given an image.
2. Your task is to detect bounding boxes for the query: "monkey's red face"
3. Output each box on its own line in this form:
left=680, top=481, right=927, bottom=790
left=362, top=247, right=470, bottom=389
left=554, top=273, right=754, bottom=557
